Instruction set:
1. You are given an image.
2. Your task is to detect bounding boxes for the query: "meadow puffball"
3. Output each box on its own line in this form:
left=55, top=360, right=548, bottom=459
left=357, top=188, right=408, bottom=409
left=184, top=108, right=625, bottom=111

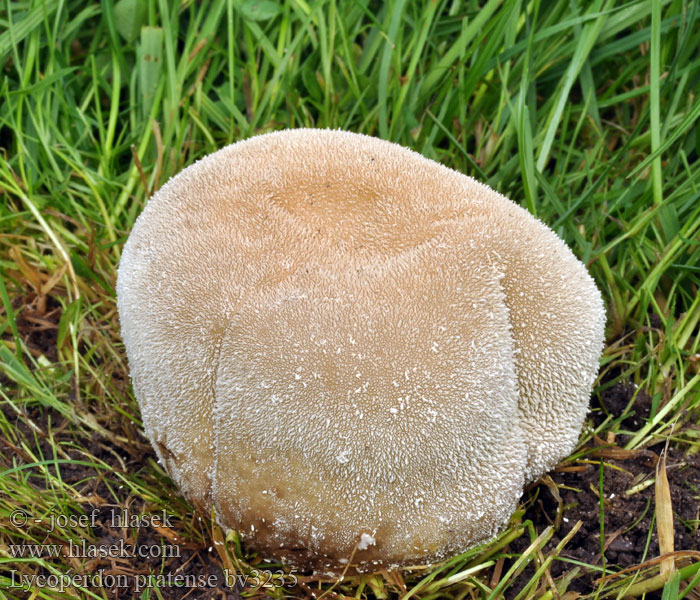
left=116, top=129, right=606, bottom=572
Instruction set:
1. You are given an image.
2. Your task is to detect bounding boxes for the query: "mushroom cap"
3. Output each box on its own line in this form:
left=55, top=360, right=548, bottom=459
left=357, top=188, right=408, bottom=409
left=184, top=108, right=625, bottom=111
left=116, top=129, right=605, bottom=572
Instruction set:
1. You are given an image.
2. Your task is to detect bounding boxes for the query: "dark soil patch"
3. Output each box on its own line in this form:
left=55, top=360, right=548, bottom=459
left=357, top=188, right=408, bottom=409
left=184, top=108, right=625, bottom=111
left=0, top=403, right=242, bottom=599
left=506, top=384, right=700, bottom=598
left=8, top=291, right=62, bottom=362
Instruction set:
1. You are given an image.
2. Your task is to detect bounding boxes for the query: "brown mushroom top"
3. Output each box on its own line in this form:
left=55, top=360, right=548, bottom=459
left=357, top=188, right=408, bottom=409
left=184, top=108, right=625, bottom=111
left=117, top=129, right=605, bottom=572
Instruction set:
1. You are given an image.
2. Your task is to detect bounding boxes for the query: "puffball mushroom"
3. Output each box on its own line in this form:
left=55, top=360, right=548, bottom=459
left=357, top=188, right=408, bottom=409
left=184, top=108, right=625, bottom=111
left=116, top=128, right=605, bottom=572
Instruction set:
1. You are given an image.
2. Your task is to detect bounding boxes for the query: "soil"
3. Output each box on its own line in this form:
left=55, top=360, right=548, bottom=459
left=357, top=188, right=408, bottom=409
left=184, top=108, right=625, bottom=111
left=6, top=292, right=61, bottom=362
left=507, top=382, right=700, bottom=598
left=0, top=399, right=245, bottom=599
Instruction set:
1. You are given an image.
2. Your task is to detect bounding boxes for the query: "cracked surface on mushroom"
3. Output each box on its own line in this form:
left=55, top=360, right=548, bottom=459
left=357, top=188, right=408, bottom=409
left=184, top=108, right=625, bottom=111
left=116, top=129, right=606, bottom=572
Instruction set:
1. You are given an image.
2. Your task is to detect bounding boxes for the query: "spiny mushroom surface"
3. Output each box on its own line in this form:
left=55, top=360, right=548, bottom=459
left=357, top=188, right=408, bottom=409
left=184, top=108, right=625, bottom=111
left=116, top=128, right=605, bottom=572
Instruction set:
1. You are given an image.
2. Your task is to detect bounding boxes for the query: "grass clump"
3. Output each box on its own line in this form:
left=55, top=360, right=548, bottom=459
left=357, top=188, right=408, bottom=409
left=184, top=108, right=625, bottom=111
left=1, top=0, right=699, bottom=598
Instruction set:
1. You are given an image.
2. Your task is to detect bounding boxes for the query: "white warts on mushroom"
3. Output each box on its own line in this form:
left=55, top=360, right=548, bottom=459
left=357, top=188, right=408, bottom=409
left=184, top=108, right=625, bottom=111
left=116, top=129, right=606, bottom=572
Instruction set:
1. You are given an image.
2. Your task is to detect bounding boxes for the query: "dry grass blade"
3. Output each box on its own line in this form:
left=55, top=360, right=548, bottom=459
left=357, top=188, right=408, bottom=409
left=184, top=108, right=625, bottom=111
left=655, top=447, right=675, bottom=579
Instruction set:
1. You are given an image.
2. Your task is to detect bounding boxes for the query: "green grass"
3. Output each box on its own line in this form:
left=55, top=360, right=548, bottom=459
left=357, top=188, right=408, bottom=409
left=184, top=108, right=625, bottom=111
left=1, top=0, right=700, bottom=598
